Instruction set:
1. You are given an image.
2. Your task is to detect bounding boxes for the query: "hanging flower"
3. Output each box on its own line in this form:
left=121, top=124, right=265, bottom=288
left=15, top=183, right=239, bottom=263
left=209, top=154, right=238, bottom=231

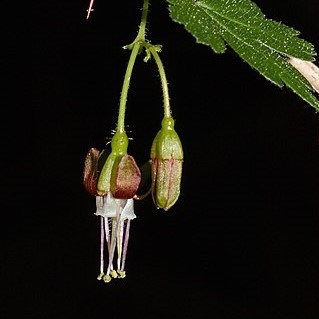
left=83, top=132, right=141, bottom=282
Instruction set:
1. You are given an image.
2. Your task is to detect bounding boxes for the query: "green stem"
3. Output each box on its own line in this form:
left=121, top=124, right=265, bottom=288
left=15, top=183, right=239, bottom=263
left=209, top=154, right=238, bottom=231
left=137, top=0, right=148, bottom=39
left=117, top=44, right=140, bottom=133
left=148, top=47, right=171, bottom=118
left=117, top=0, right=149, bottom=133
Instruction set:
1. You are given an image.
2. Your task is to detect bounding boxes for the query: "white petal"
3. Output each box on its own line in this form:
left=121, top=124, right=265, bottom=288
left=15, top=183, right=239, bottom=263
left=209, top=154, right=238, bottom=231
left=94, top=193, right=116, bottom=218
left=95, top=196, right=105, bottom=216
left=103, top=192, right=117, bottom=217
left=121, top=198, right=136, bottom=220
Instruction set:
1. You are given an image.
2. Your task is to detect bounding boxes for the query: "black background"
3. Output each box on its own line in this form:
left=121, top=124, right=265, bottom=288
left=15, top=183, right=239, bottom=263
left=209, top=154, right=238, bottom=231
left=2, top=0, right=319, bottom=318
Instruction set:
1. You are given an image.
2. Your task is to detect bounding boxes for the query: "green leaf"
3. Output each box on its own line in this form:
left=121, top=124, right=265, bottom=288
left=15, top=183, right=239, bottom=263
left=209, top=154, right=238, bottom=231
left=167, top=0, right=319, bottom=111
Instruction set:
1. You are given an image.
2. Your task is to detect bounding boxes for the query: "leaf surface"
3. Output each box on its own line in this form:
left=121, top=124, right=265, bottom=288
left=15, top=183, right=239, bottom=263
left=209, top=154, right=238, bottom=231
left=167, top=0, right=319, bottom=111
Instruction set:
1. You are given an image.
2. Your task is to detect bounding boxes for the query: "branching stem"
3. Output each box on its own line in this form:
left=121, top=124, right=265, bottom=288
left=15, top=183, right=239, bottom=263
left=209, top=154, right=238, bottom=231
left=117, top=0, right=172, bottom=133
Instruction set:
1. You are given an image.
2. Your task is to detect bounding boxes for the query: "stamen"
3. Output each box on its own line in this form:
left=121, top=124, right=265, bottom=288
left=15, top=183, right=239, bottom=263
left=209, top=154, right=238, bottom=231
left=97, top=273, right=104, bottom=280
left=103, top=274, right=112, bottom=283
left=105, top=217, right=118, bottom=276
left=104, top=216, right=110, bottom=250
left=110, top=269, right=118, bottom=278
left=97, top=216, right=104, bottom=279
left=120, top=220, right=131, bottom=273
left=117, top=219, right=125, bottom=271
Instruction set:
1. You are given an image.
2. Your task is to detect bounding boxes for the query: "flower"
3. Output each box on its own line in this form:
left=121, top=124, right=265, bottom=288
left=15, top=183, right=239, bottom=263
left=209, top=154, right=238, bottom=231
left=83, top=132, right=141, bottom=282
left=150, top=117, right=183, bottom=211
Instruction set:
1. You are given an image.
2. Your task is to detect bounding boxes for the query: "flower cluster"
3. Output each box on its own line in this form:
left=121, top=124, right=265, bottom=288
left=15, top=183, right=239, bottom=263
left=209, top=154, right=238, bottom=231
left=83, top=124, right=183, bottom=282
left=82, top=0, right=183, bottom=283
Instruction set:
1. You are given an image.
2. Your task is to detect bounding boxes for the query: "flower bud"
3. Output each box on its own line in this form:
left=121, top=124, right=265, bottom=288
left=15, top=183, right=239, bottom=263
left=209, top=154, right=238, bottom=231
left=150, top=117, right=183, bottom=211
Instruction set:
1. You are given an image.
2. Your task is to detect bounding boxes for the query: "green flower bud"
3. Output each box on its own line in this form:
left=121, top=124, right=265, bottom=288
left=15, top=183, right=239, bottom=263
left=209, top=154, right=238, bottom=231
left=150, top=117, right=183, bottom=211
